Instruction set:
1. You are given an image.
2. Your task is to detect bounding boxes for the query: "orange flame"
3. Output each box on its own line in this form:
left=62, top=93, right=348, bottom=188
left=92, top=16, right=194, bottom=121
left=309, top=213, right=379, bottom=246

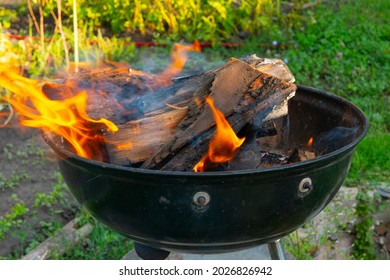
left=0, top=35, right=21, bottom=74
left=307, top=136, right=314, bottom=147
left=0, top=69, right=118, bottom=159
left=116, top=143, right=133, bottom=150
left=194, top=97, right=246, bottom=172
left=0, top=40, right=200, bottom=161
left=65, top=40, right=201, bottom=90
left=156, top=40, right=201, bottom=86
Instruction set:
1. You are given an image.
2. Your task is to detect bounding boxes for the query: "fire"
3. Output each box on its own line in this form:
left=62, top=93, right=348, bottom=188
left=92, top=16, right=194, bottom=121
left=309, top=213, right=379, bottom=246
left=0, top=34, right=21, bottom=74
left=116, top=143, right=133, bottom=150
left=0, top=40, right=200, bottom=161
left=194, top=97, right=246, bottom=172
left=156, top=40, right=201, bottom=86
left=0, top=69, right=118, bottom=159
left=307, top=136, right=314, bottom=147
left=66, top=40, right=201, bottom=90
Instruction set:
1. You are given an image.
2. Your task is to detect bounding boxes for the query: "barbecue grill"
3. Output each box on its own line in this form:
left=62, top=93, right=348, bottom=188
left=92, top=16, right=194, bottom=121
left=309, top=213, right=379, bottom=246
left=42, top=85, right=368, bottom=259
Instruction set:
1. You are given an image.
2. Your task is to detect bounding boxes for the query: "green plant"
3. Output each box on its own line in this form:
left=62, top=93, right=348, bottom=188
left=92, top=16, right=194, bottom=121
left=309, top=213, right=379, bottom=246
left=1, top=173, right=79, bottom=259
left=39, top=220, right=63, bottom=236
left=0, top=7, right=17, bottom=29
left=2, top=143, right=14, bottom=159
left=2, top=0, right=312, bottom=76
left=283, top=187, right=360, bottom=259
left=0, top=172, right=29, bottom=191
left=24, top=239, right=41, bottom=255
left=34, top=172, right=76, bottom=212
left=75, top=27, right=136, bottom=63
left=0, top=202, right=29, bottom=239
left=283, top=228, right=317, bottom=259
left=18, top=0, right=311, bottom=43
left=283, top=216, right=345, bottom=260
left=1, top=0, right=388, bottom=261
left=271, top=0, right=389, bottom=186
left=55, top=211, right=134, bottom=260
left=352, top=189, right=376, bottom=259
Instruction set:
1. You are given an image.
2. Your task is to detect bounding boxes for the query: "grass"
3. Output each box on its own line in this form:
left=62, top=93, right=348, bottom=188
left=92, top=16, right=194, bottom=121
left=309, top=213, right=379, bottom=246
left=183, top=0, right=390, bottom=186
left=276, top=0, right=389, bottom=258
left=0, top=0, right=388, bottom=260
left=55, top=212, right=134, bottom=260
left=253, top=0, right=389, bottom=186
left=0, top=174, right=73, bottom=258
left=0, top=172, right=131, bottom=260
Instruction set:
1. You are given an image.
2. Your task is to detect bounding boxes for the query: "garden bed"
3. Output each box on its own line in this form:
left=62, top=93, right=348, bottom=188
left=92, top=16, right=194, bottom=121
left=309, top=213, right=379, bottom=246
left=0, top=122, right=77, bottom=258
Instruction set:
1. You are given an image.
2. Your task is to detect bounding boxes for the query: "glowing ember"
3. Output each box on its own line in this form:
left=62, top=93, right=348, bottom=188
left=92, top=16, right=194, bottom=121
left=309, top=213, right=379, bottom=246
left=194, top=97, right=246, bottom=172
left=307, top=136, right=314, bottom=147
left=116, top=143, right=133, bottom=150
left=0, top=69, right=118, bottom=159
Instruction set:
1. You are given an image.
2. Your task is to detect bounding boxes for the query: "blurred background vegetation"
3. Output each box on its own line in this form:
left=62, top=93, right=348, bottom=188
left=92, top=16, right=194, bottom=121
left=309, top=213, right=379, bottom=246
left=0, top=0, right=389, bottom=260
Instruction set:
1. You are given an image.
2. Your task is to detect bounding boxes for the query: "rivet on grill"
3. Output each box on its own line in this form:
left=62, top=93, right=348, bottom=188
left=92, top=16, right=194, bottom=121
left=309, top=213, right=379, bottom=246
left=298, top=178, right=313, bottom=196
left=193, top=191, right=210, bottom=206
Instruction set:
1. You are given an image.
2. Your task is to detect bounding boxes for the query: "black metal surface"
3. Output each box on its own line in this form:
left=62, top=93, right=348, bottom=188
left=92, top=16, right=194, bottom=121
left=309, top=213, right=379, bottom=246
left=42, top=85, right=368, bottom=254
left=134, top=242, right=171, bottom=260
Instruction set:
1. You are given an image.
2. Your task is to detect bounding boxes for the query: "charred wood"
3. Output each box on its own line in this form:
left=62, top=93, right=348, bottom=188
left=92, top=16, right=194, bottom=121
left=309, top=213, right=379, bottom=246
left=43, top=56, right=297, bottom=171
left=141, top=59, right=296, bottom=171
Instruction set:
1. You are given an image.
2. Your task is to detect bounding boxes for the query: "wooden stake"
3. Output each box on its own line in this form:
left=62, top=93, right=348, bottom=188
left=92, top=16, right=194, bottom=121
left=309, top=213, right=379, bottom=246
left=73, top=0, right=79, bottom=72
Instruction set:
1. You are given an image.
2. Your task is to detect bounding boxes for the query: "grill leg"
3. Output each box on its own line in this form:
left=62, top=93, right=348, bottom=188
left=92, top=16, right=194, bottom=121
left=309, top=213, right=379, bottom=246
left=134, top=242, right=171, bottom=260
left=267, top=239, right=286, bottom=260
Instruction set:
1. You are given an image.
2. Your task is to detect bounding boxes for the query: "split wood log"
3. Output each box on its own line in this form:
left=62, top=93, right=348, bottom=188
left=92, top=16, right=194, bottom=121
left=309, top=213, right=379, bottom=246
left=43, top=55, right=295, bottom=168
left=141, top=58, right=297, bottom=171
left=104, top=108, right=188, bottom=164
left=103, top=73, right=215, bottom=165
left=239, top=55, right=295, bottom=122
left=105, top=56, right=295, bottom=167
left=289, top=148, right=316, bottom=163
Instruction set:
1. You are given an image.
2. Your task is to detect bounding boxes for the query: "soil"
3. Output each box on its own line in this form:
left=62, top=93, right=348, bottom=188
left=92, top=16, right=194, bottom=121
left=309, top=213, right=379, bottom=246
left=0, top=117, right=77, bottom=258
left=297, top=186, right=390, bottom=260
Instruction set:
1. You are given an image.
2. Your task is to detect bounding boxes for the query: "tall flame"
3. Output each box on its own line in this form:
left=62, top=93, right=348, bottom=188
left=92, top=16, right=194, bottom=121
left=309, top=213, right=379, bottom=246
left=0, top=39, right=200, bottom=161
left=0, top=69, right=118, bottom=159
left=194, top=97, right=246, bottom=172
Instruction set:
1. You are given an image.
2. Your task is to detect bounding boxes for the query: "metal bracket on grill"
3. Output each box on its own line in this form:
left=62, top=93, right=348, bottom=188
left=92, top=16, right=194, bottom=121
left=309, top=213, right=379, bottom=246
left=193, top=191, right=210, bottom=206
left=192, top=191, right=211, bottom=212
left=298, top=177, right=313, bottom=197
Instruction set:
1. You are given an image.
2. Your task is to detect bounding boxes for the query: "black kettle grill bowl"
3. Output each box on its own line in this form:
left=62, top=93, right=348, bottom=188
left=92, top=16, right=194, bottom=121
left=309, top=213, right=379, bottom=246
left=42, top=85, right=368, bottom=254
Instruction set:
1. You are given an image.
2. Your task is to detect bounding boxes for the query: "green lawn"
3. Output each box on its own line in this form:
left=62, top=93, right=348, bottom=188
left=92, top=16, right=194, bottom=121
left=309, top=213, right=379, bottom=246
left=284, top=0, right=390, bottom=185
left=223, top=0, right=390, bottom=186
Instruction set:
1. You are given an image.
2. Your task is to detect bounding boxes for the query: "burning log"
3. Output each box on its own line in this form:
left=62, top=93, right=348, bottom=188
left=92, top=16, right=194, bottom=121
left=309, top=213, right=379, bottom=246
left=289, top=147, right=316, bottom=163
left=53, top=55, right=292, bottom=167
left=43, top=54, right=296, bottom=171
left=140, top=58, right=296, bottom=171
left=104, top=108, right=188, bottom=164
left=102, top=71, right=216, bottom=165
left=42, top=64, right=155, bottom=124
left=287, top=126, right=358, bottom=164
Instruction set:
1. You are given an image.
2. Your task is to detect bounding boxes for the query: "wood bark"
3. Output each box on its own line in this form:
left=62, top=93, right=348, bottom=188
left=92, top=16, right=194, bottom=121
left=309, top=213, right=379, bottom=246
left=44, top=56, right=296, bottom=170
left=141, top=58, right=296, bottom=171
